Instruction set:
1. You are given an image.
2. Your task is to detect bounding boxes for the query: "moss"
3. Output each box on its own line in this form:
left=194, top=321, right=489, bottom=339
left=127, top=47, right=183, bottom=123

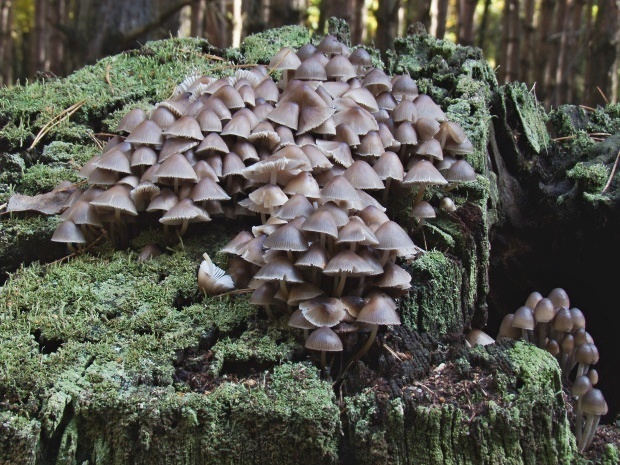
left=0, top=37, right=225, bottom=152
left=342, top=342, right=575, bottom=465
left=0, top=215, right=63, bottom=277
left=240, top=25, right=311, bottom=65
left=18, top=164, right=79, bottom=195
left=40, top=140, right=99, bottom=167
left=565, top=162, right=609, bottom=195
left=0, top=152, right=26, bottom=186
left=0, top=411, right=40, bottom=465
left=401, top=251, right=465, bottom=334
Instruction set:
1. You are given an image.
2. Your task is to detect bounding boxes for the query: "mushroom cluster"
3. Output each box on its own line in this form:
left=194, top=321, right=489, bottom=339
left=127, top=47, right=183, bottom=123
left=50, top=34, right=476, bottom=251
left=497, top=288, right=607, bottom=451
left=49, top=34, right=478, bottom=373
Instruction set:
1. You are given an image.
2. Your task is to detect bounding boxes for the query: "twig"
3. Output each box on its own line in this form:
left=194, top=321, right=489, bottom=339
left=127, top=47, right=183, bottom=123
left=579, top=105, right=596, bottom=112
left=215, top=288, right=252, bottom=298
left=602, top=149, right=620, bottom=193
left=597, top=86, right=609, bottom=105
left=105, top=65, right=115, bottom=94
left=45, top=230, right=107, bottom=266
left=28, top=100, right=87, bottom=150
left=551, top=132, right=611, bottom=142
left=87, top=131, right=104, bottom=150
left=382, top=343, right=403, bottom=361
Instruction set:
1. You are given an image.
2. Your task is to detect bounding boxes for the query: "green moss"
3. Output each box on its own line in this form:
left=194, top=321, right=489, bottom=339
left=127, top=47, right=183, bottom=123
left=401, top=251, right=465, bottom=333
left=40, top=140, right=99, bottom=167
left=566, top=162, right=609, bottom=194
left=240, top=25, right=311, bottom=64
left=342, top=342, right=575, bottom=465
left=0, top=215, right=63, bottom=277
left=0, top=37, right=225, bottom=151
left=19, top=164, right=79, bottom=195
left=0, top=411, right=40, bottom=465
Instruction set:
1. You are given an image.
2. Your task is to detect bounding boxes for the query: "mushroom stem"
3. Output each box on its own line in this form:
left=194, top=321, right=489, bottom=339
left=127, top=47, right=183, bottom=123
left=349, top=324, right=378, bottom=365
left=575, top=396, right=584, bottom=444
left=535, top=323, right=549, bottom=348
left=279, top=280, right=289, bottom=300
left=413, top=184, right=427, bottom=207
left=379, top=250, right=391, bottom=267
left=334, top=274, right=348, bottom=298
left=287, top=250, right=295, bottom=262
left=382, top=178, right=392, bottom=204
left=179, top=219, right=189, bottom=236
left=264, top=304, right=274, bottom=320
left=303, top=328, right=309, bottom=342
left=579, top=414, right=601, bottom=452
left=320, top=350, right=327, bottom=373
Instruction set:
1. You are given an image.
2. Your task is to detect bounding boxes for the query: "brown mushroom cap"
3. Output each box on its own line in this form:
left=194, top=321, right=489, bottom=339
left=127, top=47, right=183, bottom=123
left=356, top=292, right=401, bottom=325
left=300, top=297, right=347, bottom=327
left=512, top=306, right=535, bottom=331
left=305, top=326, right=343, bottom=352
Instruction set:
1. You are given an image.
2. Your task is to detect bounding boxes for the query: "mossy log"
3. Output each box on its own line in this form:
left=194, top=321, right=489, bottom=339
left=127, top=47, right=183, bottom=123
left=1, top=20, right=616, bottom=465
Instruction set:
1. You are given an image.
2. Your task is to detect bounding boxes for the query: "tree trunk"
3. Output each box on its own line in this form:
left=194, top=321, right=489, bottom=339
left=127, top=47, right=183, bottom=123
left=458, top=0, right=478, bottom=46
left=584, top=0, right=620, bottom=105
left=0, top=0, right=13, bottom=86
left=519, top=0, right=535, bottom=83
left=190, top=0, right=207, bottom=37
left=430, top=0, right=449, bottom=39
left=533, top=0, right=556, bottom=103
left=375, top=0, right=401, bottom=56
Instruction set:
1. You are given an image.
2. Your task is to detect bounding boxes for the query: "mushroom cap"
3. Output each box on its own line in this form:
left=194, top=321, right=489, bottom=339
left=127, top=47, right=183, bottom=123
left=410, top=200, right=436, bottom=219
left=547, top=287, right=570, bottom=310
left=305, top=326, right=343, bottom=352
left=356, top=292, right=401, bottom=325
left=553, top=307, right=574, bottom=333
left=275, top=193, right=315, bottom=220
left=295, top=243, right=329, bottom=270
left=300, top=208, right=339, bottom=238
left=146, top=188, right=179, bottom=213
left=344, top=160, right=384, bottom=190
left=534, top=297, right=556, bottom=323
left=525, top=291, right=543, bottom=309
left=336, top=217, right=379, bottom=247
left=512, top=306, right=535, bottom=331
left=66, top=200, right=103, bottom=227
left=90, top=185, right=138, bottom=216
left=269, top=46, right=301, bottom=71
left=125, top=119, right=164, bottom=146
left=374, top=261, right=412, bottom=289
left=402, top=159, right=448, bottom=186
left=220, top=230, right=253, bottom=255
left=581, top=388, right=608, bottom=416
left=497, top=313, right=522, bottom=339
left=300, top=296, right=347, bottom=327
left=320, top=175, right=360, bottom=203
left=94, top=149, right=132, bottom=174
left=288, top=309, right=317, bottom=330
left=154, top=153, right=199, bottom=183
left=288, top=283, right=324, bottom=306
left=263, top=223, right=309, bottom=252
left=465, top=329, right=495, bottom=347
left=323, top=249, right=375, bottom=276
left=444, top=159, right=477, bottom=183
left=117, top=108, right=147, bottom=133
left=374, top=220, right=416, bottom=252
left=253, top=256, right=304, bottom=283
left=52, top=220, right=86, bottom=244
left=572, top=375, right=593, bottom=398
left=163, top=115, right=204, bottom=140
left=159, top=198, right=210, bottom=225
left=190, top=178, right=231, bottom=202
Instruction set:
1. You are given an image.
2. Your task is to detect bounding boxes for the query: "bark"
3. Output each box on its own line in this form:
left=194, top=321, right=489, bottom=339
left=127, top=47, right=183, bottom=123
left=190, top=0, right=207, bottom=37
left=375, top=0, right=401, bottom=56
left=457, top=0, right=478, bottom=46
left=0, top=0, right=13, bottom=86
left=584, top=0, right=620, bottom=105
left=519, top=0, right=535, bottom=83
left=431, top=0, right=450, bottom=39
left=533, top=0, right=557, bottom=103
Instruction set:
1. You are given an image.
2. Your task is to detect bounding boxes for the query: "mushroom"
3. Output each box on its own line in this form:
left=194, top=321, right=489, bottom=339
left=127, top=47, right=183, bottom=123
left=198, top=253, right=235, bottom=296
left=349, top=292, right=401, bottom=364
left=578, top=388, right=608, bottom=452
left=305, top=326, right=343, bottom=374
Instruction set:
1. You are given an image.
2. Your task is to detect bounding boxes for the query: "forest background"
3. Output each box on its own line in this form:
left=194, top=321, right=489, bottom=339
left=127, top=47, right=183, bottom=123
left=0, top=0, right=618, bottom=110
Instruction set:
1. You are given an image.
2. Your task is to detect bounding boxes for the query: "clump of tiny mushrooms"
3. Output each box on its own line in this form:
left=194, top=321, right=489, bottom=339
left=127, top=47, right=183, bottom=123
left=497, top=288, right=607, bottom=452
left=49, top=35, right=477, bottom=374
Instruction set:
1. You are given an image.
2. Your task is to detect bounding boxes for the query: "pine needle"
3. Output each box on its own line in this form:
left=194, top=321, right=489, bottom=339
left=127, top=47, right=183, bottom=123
left=28, top=100, right=87, bottom=150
